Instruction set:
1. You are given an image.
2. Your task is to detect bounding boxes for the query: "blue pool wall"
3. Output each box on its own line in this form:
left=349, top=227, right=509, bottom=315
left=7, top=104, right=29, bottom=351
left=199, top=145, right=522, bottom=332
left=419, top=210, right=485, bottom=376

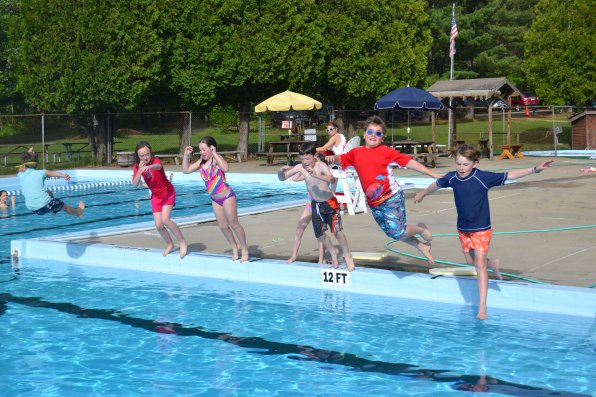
left=11, top=232, right=596, bottom=319
left=7, top=170, right=594, bottom=318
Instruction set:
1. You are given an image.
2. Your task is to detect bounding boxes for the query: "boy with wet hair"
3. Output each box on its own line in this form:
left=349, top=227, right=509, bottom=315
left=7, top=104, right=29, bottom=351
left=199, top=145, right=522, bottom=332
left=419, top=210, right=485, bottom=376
left=278, top=142, right=355, bottom=271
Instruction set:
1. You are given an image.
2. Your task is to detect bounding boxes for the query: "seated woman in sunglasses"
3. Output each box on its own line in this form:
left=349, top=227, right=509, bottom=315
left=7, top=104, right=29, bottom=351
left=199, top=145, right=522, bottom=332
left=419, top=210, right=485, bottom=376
left=316, top=121, right=346, bottom=156
left=329, top=115, right=441, bottom=263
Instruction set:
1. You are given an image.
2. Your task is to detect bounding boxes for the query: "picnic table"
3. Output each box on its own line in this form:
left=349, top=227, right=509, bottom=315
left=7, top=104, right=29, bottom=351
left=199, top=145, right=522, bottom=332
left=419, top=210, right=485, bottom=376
left=498, top=144, right=524, bottom=160
left=0, top=143, right=52, bottom=166
left=257, top=140, right=309, bottom=166
left=391, top=140, right=437, bottom=167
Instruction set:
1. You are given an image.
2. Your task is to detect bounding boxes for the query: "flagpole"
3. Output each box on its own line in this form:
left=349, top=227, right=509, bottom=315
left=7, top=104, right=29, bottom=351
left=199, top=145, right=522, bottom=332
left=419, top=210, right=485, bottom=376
left=448, top=3, right=455, bottom=149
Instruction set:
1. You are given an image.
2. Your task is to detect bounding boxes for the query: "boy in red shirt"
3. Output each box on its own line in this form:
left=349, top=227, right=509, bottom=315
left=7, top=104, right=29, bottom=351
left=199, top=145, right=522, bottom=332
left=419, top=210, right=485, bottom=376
left=332, top=116, right=441, bottom=263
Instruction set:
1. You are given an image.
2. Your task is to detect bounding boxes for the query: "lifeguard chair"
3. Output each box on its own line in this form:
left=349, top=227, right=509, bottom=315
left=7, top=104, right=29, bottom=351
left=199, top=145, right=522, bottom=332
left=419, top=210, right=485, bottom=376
left=331, top=136, right=367, bottom=215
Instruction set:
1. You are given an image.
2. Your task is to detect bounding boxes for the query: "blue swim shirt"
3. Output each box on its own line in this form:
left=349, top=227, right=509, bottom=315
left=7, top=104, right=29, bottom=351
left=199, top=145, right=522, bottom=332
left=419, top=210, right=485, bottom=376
left=436, top=169, right=507, bottom=232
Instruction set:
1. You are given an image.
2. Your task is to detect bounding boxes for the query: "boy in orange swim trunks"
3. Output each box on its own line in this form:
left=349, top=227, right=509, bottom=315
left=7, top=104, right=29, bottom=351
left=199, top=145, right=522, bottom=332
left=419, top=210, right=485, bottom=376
left=415, top=144, right=554, bottom=320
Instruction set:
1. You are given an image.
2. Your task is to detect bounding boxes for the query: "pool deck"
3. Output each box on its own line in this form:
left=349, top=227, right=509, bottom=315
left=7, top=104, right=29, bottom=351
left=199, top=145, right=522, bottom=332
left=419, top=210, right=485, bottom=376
left=83, top=154, right=596, bottom=288
left=8, top=153, right=596, bottom=317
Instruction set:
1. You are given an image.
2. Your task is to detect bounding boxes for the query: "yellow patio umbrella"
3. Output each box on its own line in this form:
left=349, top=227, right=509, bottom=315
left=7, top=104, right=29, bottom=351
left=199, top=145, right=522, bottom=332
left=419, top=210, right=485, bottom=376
left=255, top=90, right=322, bottom=112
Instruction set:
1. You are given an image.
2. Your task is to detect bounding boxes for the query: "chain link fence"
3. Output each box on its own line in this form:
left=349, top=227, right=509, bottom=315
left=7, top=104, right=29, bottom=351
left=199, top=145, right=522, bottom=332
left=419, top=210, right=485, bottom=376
left=0, top=105, right=583, bottom=173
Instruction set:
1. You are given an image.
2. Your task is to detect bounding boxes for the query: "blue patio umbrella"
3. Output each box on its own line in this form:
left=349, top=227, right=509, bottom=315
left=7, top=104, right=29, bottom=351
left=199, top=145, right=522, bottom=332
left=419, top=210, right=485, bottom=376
left=374, top=86, right=443, bottom=140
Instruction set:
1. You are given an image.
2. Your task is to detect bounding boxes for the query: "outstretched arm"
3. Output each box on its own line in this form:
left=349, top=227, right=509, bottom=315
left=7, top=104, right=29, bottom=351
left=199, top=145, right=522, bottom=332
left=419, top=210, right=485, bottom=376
left=405, top=159, right=443, bottom=179
left=45, top=170, right=71, bottom=181
left=507, top=159, right=554, bottom=180
left=414, top=181, right=439, bottom=204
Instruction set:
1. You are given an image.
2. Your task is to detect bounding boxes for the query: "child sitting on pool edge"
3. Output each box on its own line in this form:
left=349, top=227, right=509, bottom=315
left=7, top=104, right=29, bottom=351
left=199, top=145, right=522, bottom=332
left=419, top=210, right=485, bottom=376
left=17, top=148, right=85, bottom=218
left=278, top=142, right=355, bottom=271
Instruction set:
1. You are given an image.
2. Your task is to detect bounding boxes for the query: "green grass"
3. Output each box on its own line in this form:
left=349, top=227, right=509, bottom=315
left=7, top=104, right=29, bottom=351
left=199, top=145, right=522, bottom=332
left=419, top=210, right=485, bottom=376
left=0, top=113, right=574, bottom=175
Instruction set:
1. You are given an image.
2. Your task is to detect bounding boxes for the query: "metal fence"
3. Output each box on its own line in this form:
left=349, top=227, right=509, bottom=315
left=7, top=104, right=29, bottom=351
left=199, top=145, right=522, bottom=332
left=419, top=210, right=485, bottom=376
left=0, top=105, right=582, bottom=171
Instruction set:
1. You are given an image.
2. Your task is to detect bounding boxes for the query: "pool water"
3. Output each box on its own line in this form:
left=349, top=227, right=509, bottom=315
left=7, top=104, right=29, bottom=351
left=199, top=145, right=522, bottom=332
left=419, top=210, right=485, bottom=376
left=1, top=259, right=594, bottom=396
left=0, top=179, right=306, bottom=254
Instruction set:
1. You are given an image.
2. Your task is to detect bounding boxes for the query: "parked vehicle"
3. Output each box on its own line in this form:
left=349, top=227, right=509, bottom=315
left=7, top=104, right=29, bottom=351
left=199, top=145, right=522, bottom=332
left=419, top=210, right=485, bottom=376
left=492, top=100, right=508, bottom=109
left=511, top=93, right=540, bottom=107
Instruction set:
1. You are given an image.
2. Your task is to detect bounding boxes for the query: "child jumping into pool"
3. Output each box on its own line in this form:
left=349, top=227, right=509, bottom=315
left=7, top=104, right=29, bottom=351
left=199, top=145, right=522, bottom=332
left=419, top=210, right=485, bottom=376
left=279, top=142, right=355, bottom=271
left=132, top=141, right=188, bottom=259
left=414, top=144, right=554, bottom=320
left=17, top=149, right=85, bottom=218
left=182, top=136, right=249, bottom=262
left=329, top=115, right=441, bottom=263
left=287, top=162, right=328, bottom=265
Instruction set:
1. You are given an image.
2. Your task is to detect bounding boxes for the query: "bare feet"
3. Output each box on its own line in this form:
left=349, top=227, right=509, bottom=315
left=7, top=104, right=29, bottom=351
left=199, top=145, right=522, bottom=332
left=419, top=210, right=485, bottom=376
left=489, top=258, right=502, bottom=280
left=179, top=241, right=188, bottom=259
left=286, top=256, right=297, bottom=264
left=417, top=222, right=432, bottom=242
left=76, top=201, right=85, bottom=218
left=476, top=305, right=488, bottom=320
left=231, top=246, right=239, bottom=261
left=330, top=250, right=339, bottom=269
left=344, top=254, right=356, bottom=272
left=240, top=248, right=249, bottom=263
left=416, top=241, right=434, bottom=264
left=163, top=243, right=174, bottom=256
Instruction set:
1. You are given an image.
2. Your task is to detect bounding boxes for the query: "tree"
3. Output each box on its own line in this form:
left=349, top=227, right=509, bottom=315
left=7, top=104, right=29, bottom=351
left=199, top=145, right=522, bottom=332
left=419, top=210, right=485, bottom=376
left=524, top=0, right=596, bottom=105
left=319, top=0, right=432, bottom=136
left=166, top=0, right=326, bottom=156
left=427, top=0, right=537, bottom=88
left=9, top=0, right=162, bottom=162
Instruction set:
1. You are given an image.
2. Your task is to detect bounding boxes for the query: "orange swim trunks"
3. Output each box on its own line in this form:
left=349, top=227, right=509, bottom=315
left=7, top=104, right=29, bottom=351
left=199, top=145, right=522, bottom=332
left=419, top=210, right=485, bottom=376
left=458, top=229, right=493, bottom=253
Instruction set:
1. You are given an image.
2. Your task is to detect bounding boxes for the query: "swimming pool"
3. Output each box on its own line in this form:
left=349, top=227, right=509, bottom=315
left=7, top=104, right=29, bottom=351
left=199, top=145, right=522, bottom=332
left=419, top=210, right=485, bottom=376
left=1, top=258, right=594, bottom=396
left=0, top=170, right=307, bottom=254
left=2, top=170, right=595, bottom=395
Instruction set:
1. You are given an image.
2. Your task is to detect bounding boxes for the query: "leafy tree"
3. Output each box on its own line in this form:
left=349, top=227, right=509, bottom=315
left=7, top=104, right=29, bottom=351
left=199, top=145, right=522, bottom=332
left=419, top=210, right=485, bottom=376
left=166, top=0, right=326, bottom=155
left=524, top=0, right=596, bottom=105
left=0, top=0, right=22, bottom=113
left=427, top=0, right=536, bottom=88
left=317, top=0, right=431, bottom=135
left=9, top=0, right=162, bottom=162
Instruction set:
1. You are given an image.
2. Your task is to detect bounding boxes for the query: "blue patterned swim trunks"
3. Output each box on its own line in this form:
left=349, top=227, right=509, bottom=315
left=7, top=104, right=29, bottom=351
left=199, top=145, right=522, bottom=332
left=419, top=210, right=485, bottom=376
left=370, top=190, right=407, bottom=240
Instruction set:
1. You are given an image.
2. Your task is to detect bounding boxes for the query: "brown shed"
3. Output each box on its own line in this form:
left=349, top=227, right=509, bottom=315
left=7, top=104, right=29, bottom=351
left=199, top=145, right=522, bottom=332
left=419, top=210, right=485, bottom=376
left=569, top=110, right=596, bottom=149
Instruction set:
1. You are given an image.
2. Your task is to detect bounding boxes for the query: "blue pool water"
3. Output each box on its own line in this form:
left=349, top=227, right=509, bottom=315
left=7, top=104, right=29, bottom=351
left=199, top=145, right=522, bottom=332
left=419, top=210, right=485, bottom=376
left=1, top=259, right=594, bottom=396
left=1, top=172, right=595, bottom=395
left=0, top=176, right=306, bottom=254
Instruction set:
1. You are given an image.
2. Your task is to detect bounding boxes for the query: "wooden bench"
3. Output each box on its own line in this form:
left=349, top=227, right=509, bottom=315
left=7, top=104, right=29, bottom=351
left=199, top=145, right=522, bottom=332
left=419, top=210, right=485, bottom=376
left=1, top=152, right=23, bottom=167
left=498, top=144, right=524, bottom=160
left=218, top=150, right=242, bottom=162
left=156, top=154, right=182, bottom=165
left=256, top=152, right=300, bottom=166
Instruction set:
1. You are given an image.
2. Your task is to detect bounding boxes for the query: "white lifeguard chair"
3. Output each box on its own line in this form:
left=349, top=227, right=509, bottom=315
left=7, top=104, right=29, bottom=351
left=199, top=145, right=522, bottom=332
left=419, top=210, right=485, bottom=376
left=331, top=136, right=367, bottom=215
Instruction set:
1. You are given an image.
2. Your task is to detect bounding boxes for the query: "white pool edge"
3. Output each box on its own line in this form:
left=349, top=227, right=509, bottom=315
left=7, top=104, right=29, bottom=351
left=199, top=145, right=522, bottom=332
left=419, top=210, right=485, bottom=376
left=11, top=231, right=596, bottom=319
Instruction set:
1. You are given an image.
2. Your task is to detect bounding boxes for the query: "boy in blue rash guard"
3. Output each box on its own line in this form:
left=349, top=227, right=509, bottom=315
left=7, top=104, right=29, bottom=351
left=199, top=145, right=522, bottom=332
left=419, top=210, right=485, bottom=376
left=415, top=144, right=554, bottom=320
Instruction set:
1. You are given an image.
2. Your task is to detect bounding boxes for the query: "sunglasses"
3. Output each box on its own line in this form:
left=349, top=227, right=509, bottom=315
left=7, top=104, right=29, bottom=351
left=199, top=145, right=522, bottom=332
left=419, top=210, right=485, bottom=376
left=326, top=127, right=336, bottom=132
left=366, top=129, right=384, bottom=137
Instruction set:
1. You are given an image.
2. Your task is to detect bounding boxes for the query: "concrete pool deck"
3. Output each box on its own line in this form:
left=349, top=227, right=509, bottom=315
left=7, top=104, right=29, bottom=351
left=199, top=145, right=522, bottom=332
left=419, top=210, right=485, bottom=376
left=85, top=154, right=596, bottom=288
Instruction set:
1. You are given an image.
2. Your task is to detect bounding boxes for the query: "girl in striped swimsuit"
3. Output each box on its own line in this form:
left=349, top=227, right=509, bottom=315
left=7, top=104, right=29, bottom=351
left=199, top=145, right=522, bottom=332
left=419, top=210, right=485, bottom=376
left=182, top=136, right=249, bottom=262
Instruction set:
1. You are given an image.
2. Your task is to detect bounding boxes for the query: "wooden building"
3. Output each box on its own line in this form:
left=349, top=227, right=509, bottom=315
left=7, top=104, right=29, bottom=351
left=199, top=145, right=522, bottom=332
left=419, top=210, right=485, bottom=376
left=569, top=110, right=596, bottom=150
left=427, top=77, right=522, bottom=159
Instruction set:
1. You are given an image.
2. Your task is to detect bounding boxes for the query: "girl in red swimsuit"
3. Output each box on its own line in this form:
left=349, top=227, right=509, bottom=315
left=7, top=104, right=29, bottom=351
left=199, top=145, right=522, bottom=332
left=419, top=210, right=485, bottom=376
left=133, top=141, right=188, bottom=258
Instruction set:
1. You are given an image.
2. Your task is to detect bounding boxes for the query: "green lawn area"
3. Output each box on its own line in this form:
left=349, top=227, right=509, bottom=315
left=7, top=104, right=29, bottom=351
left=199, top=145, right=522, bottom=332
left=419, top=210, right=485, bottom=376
left=0, top=112, right=574, bottom=175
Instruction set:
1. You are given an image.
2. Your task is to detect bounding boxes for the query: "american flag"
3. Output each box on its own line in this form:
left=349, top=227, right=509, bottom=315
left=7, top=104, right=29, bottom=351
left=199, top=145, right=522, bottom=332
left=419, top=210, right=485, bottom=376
left=449, top=13, right=458, bottom=57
